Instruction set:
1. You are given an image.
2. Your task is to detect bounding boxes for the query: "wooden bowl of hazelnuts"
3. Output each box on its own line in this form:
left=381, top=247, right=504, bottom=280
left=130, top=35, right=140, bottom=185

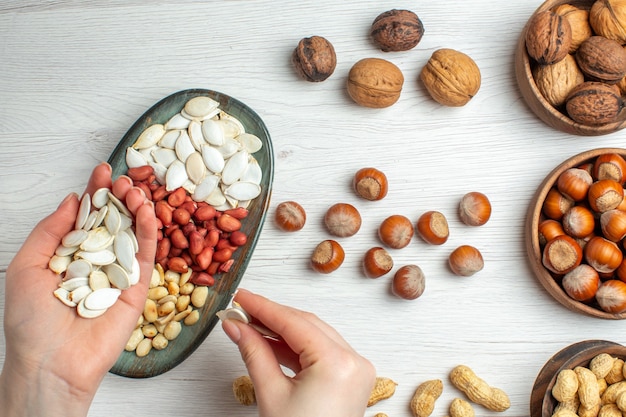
left=515, top=0, right=626, bottom=136
left=526, top=148, right=626, bottom=320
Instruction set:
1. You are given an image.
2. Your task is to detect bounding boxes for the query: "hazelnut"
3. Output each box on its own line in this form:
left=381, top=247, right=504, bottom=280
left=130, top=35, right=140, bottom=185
left=542, top=234, right=583, bottom=275
left=565, top=82, right=624, bottom=126
left=275, top=201, right=306, bottom=232
left=448, top=245, right=484, bottom=277
left=416, top=211, right=449, bottom=245
left=363, top=247, right=394, bottom=278
left=585, top=236, right=623, bottom=273
left=596, top=279, right=626, bottom=314
left=525, top=10, right=572, bottom=65
left=378, top=214, right=414, bottom=249
left=370, top=9, right=424, bottom=52
left=587, top=179, right=624, bottom=213
left=324, top=203, right=362, bottom=237
left=576, top=36, right=626, bottom=84
left=458, top=192, right=491, bottom=226
left=311, top=240, right=345, bottom=274
left=593, top=153, right=626, bottom=183
left=347, top=58, right=404, bottom=108
left=419, top=48, right=481, bottom=107
left=291, top=36, right=337, bottom=82
left=533, top=54, right=584, bottom=108
left=562, top=264, right=600, bottom=302
left=353, top=167, right=388, bottom=201
left=553, top=4, right=593, bottom=52
left=590, top=0, right=626, bottom=44
left=392, top=265, right=425, bottom=300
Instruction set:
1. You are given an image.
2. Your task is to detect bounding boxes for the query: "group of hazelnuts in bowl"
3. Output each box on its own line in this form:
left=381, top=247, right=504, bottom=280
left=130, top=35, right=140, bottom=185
left=527, top=148, right=626, bottom=320
left=291, top=9, right=481, bottom=108
left=516, top=0, right=626, bottom=136
left=274, top=167, right=492, bottom=301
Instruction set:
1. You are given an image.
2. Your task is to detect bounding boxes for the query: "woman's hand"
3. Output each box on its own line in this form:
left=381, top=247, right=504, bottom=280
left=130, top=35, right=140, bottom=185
left=222, top=289, right=376, bottom=417
left=0, top=162, right=157, bottom=417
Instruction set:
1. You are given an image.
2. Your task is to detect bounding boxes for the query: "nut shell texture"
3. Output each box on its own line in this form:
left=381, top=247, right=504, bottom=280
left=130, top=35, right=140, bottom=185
left=590, top=0, right=626, bottom=44
left=420, top=49, right=481, bottom=107
left=576, top=36, right=626, bottom=84
left=566, top=82, right=623, bottom=126
left=292, top=36, right=337, bottom=82
left=347, top=58, right=404, bottom=108
left=370, top=9, right=424, bottom=52
left=525, top=10, right=572, bottom=65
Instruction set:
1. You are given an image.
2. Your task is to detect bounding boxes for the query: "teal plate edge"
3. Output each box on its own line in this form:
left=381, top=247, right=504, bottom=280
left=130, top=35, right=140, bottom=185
left=106, top=88, right=274, bottom=378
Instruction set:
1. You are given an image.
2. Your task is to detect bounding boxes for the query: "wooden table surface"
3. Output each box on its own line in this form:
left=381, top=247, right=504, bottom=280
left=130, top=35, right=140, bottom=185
left=2, top=1, right=626, bottom=416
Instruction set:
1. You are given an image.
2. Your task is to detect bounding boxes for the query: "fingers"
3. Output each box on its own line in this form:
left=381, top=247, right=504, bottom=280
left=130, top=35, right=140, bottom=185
left=233, top=290, right=355, bottom=363
left=84, top=162, right=113, bottom=197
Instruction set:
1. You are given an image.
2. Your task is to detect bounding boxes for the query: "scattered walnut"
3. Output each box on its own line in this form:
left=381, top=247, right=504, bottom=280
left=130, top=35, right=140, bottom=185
left=420, top=48, right=481, bottom=107
left=533, top=54, right=584, bottom=108
left=370, top=9, right=424, bottom=52
left=525, top=10, right=572, bottom=65
left=347, top=58, right=404, bottom=108
left=566, top=82, right=624, bottom=126
left=291, top=36, right=337, bottom=82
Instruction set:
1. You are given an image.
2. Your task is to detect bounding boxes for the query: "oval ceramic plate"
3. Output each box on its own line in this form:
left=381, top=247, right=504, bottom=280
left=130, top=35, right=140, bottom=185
left=107, top=88, right=274, bottom=378
left=530, top=340, right=626, bottom=417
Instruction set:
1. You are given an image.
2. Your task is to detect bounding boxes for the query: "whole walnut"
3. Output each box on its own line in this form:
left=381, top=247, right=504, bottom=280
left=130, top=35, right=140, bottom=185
left=533, top=54, right=584, bottom=108
left=553, top=4, right=593, bottom=52
left=576, top=36, right=626, bottom=84
left=291, top=36, right=337, bottom=82
left=370, top=9, right=424, bottom=52
left=566, top=81, right=624, bottom=125
left=347, top=58, right=404, bottom=108
left=525, top=10, right=572, bottom=65
left=419, top=48, right=481, bottom=107
left=590, top=0, right=626, bottom=44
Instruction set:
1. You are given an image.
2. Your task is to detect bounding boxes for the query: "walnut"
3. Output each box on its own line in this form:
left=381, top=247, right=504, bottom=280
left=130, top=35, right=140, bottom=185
left=576, top=36, right=626, bottom=84
left=590, top=0, right=626, bottom=44
left=370, top=9, right=424, bottom=52
left=525, top=10, right=572, bottom=65
left=565, top=81, right=624, bottom=125
left=533, top=54, right=584, bottom=108
left=553, top=4, right=593, bottom=52
left=347, top=58, right=404, bottom=108
left=419, top=48, right=481, bottom=107
left=291, top=36, right=337, bottom=82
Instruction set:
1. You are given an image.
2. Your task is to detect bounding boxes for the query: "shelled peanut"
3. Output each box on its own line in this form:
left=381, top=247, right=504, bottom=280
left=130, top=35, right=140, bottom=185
left=551, top=352, right=626, bottom=417
left=539, top=152, right=626, bottom=313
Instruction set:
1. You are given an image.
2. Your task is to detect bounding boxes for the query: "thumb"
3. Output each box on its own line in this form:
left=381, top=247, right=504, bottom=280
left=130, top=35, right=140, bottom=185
left=222, top=319, right=288, bottom=392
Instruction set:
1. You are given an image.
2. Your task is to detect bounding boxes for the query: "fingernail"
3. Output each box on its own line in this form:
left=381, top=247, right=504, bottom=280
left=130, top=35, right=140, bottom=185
left=58, top=192, right=78, bottom=208
left=99, top=161, right=112, bottom=173
left=221, top=319, right=241, bottom=344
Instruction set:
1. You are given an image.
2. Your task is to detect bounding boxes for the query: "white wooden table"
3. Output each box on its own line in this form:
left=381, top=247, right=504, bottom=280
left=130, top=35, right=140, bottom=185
left=2, top=1, right=625, bottom=416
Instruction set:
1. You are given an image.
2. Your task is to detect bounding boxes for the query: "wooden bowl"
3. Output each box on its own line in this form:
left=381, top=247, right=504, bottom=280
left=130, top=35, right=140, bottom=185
left=530, top=340, right=626, bottom=417
left=526, top=148, right=626, bottom=320
left=514, top=0, right=626, bottom=136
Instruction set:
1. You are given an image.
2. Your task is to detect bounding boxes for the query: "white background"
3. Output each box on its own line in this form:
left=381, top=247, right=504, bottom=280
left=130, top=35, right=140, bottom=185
left=1, top=1, right=625, bottom=416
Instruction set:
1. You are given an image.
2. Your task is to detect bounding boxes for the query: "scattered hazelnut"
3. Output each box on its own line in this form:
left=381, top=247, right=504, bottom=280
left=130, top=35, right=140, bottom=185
left=378, top=214, right=414, bottom=249
left=311, top=240, right=345, bottom=274
left=347, top=58, right=404, bottom=108
left=353, top=167, right=388, bottom=201
left=363, top=247, right=394, bottom=278
left=324, top=203, right=362, bottom=237
left=370, top=9, right=424, bottom=52
left=291, top=36, right=337, bottom=82
left=416, top=211, right=449, bottom=245
left=448, top=245, right=484, bottom=277
left=392, top=265, right=425, bottom=300
left=420, top=48, right=481, bottom=107
left=275, top=201, right=307, bottom=232
left=458, top=192, right=492, bottom=226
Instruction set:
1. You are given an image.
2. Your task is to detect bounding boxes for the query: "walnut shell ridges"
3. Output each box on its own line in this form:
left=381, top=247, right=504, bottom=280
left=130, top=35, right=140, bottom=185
left=576, top=36, right=626, bottom=84
left=370, top=9, right=424, bottom=52
left=566, top=82, right=624, bottom=126
left=420, top=48, right=481, bottom=107
left=590, top=0, right=626, bottom=44
left=347, top=58, right=404, bottom=108
left=291, top=36, right=337, bottom=82
left=526, top=10, right=572, bottom=65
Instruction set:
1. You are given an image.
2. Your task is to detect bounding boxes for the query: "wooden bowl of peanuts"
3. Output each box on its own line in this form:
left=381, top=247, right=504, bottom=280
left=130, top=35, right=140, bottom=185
left=530, top=340, right=626, bottom=417
left=526, top=148, right=626, bottom=320
left=107, top=88, right=274, bottom=377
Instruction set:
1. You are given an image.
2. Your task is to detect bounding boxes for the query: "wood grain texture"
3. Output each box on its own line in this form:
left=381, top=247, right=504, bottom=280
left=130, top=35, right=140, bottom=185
left=2, top=1, right=626, bottom=417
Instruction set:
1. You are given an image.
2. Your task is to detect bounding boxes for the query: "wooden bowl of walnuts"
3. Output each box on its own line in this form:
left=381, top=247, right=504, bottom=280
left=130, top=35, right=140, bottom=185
left=526, top=148, right=626, bottom=319
left=530, top=339, right=626, bottom=417
left=515, top=0, right=626, bottom=136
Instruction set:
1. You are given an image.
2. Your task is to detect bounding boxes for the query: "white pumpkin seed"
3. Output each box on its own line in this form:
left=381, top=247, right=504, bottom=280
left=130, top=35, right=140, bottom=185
left=60, top=277, right=89, bottom=292
left=158, top=129, right=181, bottom=149
left=175, top=130, right=195, bottom=162
left=84, top=288, right=122, bottom=310
left=192, top=174, right=220, bottom=201
left=49, top=255, right=72, bottom=274
left=75, top=193, right=91, bottom=230
left=133, top=124, right=165, bottom=149
left=201, top=119, right=225, bottom=146
left=224, top=181, right=261, bottom=201
left=53, top=287, right=77, bottom=307
left=165, top=160, right=188, bottom=191
left=92, top=187, right=110, bottom=209
left=76, top=297, right=107, bottom=319
left=61, top=229, right=89, bottom=248
left=69, top=285, right=92, bottom=303
left=221, top=150, right=249, bottom=185
left=125, top=147, right=149, bottom=169
left=185, top=151, right=206, bottom=184
left=188, top=120, right=206, bottom=151
left=236, top=133, right=263, bottom=153
left=104, top=262, right=132, bottom=290
left=201, top=144, right=225, bottom=173
left=80, top=226, right=114, bottom=252
left=65, top=259, right=93, bottom=280
left=151, top=147, right=178, bottom=168
left=104, top=202, right=121, bottom=235
left=184, top=96, right=219, bottom=118
left=76, top=249, right=116, bottom=266
left=89, top=270, right=111, bottom=291
left=165, top=113, right=190, bottom=131
left=114, top=231, right=135, bottom=273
